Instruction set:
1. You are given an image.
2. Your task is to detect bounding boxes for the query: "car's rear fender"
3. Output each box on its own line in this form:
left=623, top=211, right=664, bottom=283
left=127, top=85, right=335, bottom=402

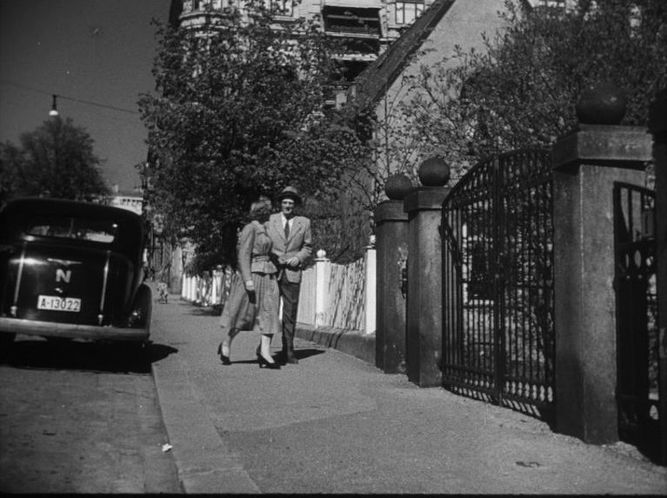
left=127, top=283, right=152, bottom=333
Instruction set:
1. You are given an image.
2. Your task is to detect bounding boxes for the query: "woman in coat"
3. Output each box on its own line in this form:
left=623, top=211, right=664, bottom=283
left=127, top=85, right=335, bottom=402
left=217, top=198, right=280, bottom=369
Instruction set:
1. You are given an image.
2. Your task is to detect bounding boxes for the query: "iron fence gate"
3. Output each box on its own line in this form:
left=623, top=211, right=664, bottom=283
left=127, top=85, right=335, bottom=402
left=613, top=182, right=660, bottom=460
left=441, top=149, right=555, bottom=419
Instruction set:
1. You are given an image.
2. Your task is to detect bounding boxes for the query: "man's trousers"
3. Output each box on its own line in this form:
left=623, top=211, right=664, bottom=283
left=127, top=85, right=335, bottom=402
left=279, top=275, right=300, bottom=362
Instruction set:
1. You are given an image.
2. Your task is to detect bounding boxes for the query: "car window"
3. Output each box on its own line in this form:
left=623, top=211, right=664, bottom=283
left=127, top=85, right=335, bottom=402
left=25, top=215, right=118, bottom=244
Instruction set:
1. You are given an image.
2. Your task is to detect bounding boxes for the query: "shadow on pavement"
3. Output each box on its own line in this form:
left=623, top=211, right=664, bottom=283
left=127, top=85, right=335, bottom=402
left=221, top=348, right=325, bottom=366
left=295, top=348, right=325, bottom=361
left=183, top=305, right=221, bottom=317
left=0, top=338, right=178, bottom=374
left=147, top=343, right=179, bottom=363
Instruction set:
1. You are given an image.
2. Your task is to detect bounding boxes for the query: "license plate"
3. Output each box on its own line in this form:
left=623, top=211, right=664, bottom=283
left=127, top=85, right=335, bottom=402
left=37, top=295, right=81, bottom=312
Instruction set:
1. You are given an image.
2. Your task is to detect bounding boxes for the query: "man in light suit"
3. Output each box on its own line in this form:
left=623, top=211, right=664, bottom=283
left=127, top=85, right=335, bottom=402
left=266, top=186, right=312, bottom=364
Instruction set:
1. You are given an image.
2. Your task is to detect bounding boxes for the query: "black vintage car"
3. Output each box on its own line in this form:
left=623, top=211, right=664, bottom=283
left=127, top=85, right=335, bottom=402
left=0, top=198, right=152, bottom=350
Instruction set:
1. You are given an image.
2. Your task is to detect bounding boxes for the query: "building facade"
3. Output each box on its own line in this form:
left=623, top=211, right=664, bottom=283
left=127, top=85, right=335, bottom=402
left=107, top=185, right=144, bottom=216
left=349, top=0, right=569, bottom=195
left=169, top=0, right=436, bottom=106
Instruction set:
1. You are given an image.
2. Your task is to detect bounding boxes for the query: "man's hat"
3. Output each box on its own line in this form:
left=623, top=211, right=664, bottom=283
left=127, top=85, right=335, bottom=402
left=277, top=185, right=302, bottom=205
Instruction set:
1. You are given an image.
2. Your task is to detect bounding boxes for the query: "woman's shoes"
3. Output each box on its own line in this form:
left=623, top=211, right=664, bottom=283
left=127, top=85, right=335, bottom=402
left=217, top=343, right=231, bottom=365
left=218, top=343, right=279, bottom=369
left=257, top=353, right=280, bottom=369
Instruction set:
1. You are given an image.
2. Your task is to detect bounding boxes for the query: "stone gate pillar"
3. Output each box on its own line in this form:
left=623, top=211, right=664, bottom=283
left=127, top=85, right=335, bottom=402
left=404, top=158, right=450, bottom=387
left=374, top=174, right=411, bottom=373
left=648, top=88, right=667, bottom=464
left=552, top=84, right=652, bottom=443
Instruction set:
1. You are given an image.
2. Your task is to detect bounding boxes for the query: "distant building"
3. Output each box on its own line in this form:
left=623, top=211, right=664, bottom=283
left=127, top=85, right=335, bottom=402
left=169, top=0, right=436, bottom=107
left=106, top=184, right=144, bottom=215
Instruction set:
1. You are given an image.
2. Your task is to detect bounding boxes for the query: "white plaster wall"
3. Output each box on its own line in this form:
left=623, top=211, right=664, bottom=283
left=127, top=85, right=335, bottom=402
left=373, top=0, right=511, bottom=177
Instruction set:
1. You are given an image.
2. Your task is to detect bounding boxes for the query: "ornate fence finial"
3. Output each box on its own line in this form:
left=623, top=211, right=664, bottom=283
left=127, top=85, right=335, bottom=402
left=385, top=173, right=413, bottom=200
left=418, top=156, right=450, bottom=187
left=575, top=82, right=627, bottom=125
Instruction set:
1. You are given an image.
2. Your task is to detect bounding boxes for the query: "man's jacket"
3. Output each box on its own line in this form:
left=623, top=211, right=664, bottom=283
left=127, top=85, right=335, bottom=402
left=266, top=213, right=312, bottom=283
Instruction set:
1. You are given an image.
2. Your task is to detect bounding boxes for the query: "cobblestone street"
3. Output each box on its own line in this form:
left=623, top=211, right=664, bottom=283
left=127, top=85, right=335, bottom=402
left=0, top=338, right=182, bottom=493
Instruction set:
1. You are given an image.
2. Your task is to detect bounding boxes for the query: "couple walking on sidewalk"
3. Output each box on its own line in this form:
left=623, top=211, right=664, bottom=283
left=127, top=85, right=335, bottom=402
left=217, top=186, right=311, bottom=369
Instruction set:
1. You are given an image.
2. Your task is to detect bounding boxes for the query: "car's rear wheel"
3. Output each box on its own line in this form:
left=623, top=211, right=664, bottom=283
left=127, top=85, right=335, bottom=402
left=46, top=337, right=71, bottom=343
left=0, top=332, right=16, bottom=359
left=117, top=341, right=148, bottom=367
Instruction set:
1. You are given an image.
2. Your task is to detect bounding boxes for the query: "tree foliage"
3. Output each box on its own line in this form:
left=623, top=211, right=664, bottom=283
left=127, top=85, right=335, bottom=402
left=139, top=1, right=372, bottom=266
left=374, top=0, right=667, bottom=182
left=0, top=116, right=109, bottom=204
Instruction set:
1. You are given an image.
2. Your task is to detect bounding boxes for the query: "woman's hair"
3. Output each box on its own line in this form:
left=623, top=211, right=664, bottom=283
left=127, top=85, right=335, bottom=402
left=248, top=197, right=272, bottom=221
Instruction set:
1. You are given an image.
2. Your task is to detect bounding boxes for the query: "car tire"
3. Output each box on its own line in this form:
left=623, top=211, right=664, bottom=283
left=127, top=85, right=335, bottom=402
left=46, top=337, right=71, bottom=344
left=114, top=340, right=148, bottom=370
left=0, top=332, right=16, bottom=359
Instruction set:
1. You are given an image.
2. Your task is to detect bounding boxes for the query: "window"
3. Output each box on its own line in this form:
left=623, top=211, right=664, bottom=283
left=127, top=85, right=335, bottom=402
left=26, top=215, right=118, bottom=244
left=395, top=0, right=424, bottom=25
left=322, top=6, right=381, bottom=36
left=267, top=0, right=293, bottom=16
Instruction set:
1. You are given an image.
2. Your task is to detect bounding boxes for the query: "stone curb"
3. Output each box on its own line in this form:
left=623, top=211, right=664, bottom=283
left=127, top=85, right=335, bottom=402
left=151, top=351, right=259, bottom=493
left=295, top=324, right=375, bottom=365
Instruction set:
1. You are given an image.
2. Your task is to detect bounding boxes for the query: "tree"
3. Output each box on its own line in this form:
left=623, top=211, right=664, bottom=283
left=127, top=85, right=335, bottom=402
left=139, top=1, right=371, bottom=266
left=377, top=0, right=667, bottom=181
left=0, top=117, right=110, bottom=204
left=0, top=142, right=24, bottom=204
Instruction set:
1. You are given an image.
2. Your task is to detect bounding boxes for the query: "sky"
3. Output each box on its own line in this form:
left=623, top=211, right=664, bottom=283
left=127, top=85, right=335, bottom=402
left=0, top=0, right=172, bottom=192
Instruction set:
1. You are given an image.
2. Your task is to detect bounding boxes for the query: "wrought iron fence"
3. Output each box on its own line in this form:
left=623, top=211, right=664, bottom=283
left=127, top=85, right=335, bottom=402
left=613, top=181, right=660, bottom=460
left=441, top=149, right=555, bottom=419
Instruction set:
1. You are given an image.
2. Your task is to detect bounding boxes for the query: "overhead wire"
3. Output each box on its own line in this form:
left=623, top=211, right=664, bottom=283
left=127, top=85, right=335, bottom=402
left=0, top=79, right=140, bottom=115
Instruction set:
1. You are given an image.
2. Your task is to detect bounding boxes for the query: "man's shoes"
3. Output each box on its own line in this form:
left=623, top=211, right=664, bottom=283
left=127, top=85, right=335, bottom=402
left=284, top=350, right=299, bottom=364
left=276, top=351, right=298, bottom=365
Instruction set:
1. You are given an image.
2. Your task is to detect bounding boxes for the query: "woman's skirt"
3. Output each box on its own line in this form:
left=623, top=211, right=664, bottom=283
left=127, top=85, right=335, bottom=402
left=219, top=271, right=280, bottom=335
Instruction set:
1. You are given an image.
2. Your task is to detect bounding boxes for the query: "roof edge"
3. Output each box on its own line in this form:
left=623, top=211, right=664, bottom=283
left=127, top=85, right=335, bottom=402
left=350, top=0, right=457, bottom=109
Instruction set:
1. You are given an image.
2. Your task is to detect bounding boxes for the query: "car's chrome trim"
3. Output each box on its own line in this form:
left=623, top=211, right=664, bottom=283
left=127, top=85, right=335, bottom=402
left=99, top=250, right=111, bottom=325
left=0, top=317, right=149, bottom=341
left=11, top=242, right=27, bottom=317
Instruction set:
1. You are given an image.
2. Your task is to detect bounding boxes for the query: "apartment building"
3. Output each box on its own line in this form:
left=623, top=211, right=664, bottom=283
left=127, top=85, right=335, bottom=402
left=169, top=0, right=435, bottom=104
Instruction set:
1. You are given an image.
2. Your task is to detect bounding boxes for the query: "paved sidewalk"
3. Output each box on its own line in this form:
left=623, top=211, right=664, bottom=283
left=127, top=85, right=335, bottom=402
left=150, top=294, right=667, bottom=494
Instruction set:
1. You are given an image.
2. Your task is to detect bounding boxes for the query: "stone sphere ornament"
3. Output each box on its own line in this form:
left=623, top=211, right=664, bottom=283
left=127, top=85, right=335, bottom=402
left=384, top=174, right=413, bottom=200
left=418, top=156, right=450, bottom=187
left=575, top=82, right=627, bottom=125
